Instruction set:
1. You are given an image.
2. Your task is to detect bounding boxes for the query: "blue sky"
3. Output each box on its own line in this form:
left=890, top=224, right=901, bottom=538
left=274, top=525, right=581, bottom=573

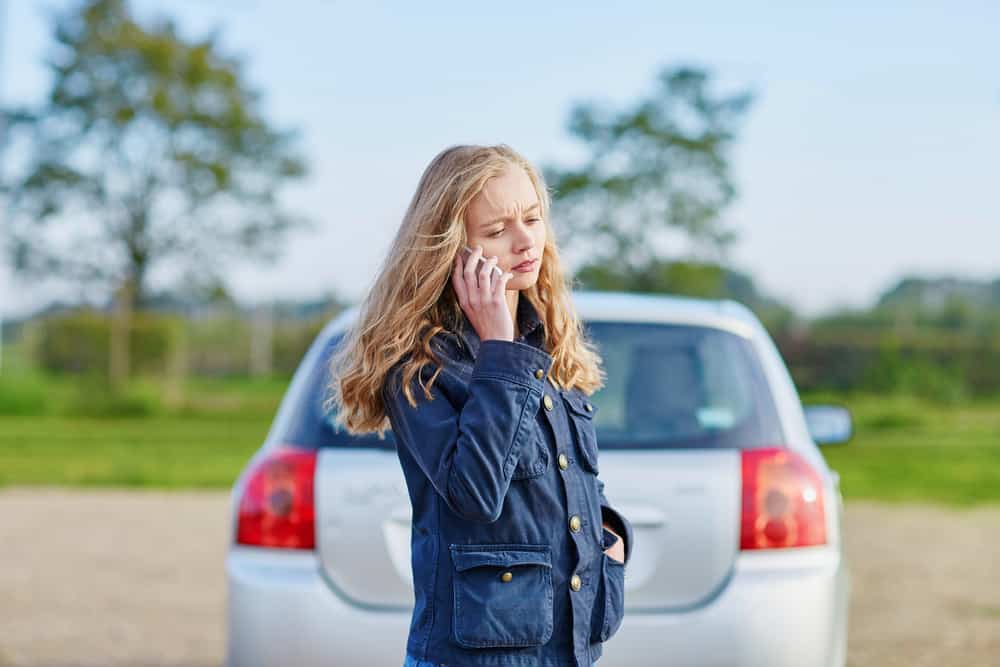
left=2, top=0, right=998, bottom=318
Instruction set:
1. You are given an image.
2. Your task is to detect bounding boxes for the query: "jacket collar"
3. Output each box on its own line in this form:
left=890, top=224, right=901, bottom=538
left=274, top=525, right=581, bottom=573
left=455, top=295, right=544, bottom=360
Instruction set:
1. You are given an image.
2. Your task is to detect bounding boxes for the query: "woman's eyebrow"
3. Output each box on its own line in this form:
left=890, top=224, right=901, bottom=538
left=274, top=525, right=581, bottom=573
left=482, top=201, right=540, bottom=227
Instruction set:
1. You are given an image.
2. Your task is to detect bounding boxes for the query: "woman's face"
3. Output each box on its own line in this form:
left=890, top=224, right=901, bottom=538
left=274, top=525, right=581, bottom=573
left=464, top=165, right=546, bottom=291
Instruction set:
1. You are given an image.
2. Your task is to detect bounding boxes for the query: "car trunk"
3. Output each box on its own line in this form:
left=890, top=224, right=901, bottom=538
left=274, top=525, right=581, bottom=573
left=313, top=447, right=742, bottom=611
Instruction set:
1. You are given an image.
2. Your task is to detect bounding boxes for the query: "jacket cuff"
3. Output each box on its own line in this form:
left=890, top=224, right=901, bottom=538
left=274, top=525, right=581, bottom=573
left=601, top=526, right=619, bottom=550
left=601, top=505, right=634, bottom=565
left=473, top=339, right=554, bottom=389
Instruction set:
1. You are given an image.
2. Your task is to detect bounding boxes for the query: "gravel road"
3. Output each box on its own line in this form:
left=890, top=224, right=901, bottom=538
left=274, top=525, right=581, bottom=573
left=1, top=488, right=997, bottom=666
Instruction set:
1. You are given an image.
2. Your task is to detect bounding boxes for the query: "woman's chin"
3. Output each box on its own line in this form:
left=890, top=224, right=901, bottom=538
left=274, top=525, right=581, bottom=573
left=508, top=271, right=539, bottom=290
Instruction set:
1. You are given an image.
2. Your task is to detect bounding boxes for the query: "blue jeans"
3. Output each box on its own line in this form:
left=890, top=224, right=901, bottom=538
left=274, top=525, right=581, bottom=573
left=404, top=656, right=597, bottom=666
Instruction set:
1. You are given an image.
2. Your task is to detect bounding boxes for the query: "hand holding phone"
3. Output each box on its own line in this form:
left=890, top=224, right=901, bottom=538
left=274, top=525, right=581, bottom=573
left=452, top=245, right=515, bottom=342
left=461, top=245, right=505, bottom=278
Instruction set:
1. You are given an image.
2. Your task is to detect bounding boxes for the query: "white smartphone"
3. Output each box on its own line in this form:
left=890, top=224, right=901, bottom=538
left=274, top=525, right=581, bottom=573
left=461, top=245, right=505, bottom=278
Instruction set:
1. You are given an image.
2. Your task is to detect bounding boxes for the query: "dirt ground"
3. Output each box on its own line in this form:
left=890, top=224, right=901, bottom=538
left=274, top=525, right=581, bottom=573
left=0, top=487, right=998, bottom=667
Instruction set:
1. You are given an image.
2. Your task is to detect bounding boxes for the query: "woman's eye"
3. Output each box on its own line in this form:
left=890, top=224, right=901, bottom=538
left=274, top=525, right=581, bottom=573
left=488, top=229, right=504, bottom=237
left=527, top=217, right=542, bottom=224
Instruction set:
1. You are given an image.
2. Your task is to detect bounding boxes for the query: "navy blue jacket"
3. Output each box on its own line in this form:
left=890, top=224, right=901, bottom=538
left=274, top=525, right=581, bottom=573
left=382, top=297, right=633, bottom=667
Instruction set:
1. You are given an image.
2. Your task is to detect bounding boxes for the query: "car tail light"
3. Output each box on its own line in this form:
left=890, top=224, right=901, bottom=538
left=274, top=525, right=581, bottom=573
left=236, top=445, right=316, bottom=550
left=740, top=447, right=827, bottom=550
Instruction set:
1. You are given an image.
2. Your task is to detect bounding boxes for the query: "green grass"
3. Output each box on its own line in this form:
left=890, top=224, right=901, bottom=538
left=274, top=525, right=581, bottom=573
left=0, top=415, right=269, bottom=488
left=808, top=392, right=1000, bottom=506
left=0, top=362, right=285, bottom=489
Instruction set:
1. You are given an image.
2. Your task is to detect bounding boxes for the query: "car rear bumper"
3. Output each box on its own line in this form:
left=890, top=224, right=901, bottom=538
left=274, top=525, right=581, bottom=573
left=225, top=546, right=413, bottom=667
left=226, top=545, right=848, bottom=667
left=602, top=546, right=850, bottom=667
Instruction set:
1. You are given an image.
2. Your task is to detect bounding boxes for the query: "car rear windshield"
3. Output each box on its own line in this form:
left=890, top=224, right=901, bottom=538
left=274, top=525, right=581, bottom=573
left=279, top=322, right=786, bottom=451
left=581, top=321, right=786, bottom=450
left=279, top=334, right=398, bottom=450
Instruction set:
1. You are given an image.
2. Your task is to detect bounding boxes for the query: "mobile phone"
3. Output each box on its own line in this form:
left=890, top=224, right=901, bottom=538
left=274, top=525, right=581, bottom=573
left=461, top=245, right=505, bottom=278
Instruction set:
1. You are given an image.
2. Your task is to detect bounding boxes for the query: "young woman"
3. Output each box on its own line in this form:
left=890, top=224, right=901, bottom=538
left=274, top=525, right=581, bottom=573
left=330, top=144, right=633, bottom=667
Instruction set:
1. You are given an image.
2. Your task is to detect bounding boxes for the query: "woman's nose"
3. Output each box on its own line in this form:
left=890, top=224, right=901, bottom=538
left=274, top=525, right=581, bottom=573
left=512, top=223, right=535, bottom=251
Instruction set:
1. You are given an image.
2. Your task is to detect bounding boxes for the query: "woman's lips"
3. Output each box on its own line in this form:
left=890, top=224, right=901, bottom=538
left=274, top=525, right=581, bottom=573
left=511, top=259, right=538, bottom=273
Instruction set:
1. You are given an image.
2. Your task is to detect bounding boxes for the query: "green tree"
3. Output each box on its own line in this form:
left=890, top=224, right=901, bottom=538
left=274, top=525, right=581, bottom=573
left=545, top=65, right=753, bottom=284
left=2, top=0, right=309, bottom=310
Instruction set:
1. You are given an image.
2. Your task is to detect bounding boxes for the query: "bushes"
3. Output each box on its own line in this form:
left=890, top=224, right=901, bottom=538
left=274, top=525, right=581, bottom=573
left=860, top=346, right=967, bottom=403
left=30, top=309, right=329, bottom=378
left=775, top=330, right=999, bottom=401
left=3, top=307, right=326, bottom=419
left=182, top=316, right=253, bottom=377
left=37, top=310, right=174, bottom=375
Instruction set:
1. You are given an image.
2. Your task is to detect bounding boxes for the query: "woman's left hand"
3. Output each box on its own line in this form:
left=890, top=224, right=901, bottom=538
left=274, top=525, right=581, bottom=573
left=604, top=530, right=625, bottom=564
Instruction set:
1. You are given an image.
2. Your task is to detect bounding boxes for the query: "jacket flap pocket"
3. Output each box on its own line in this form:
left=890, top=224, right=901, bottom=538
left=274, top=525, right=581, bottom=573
left=450, top=545, right=552, bottom=573
left=563, top=391, right=598, bottom=419
left=450, top=544, right=555, bottom=649
left=563, top=391, right=600, bottom=474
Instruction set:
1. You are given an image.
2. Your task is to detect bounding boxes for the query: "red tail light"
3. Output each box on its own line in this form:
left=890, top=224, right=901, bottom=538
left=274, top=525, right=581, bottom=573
left=740, top=447, right=827, bottom=550
left=236, top=445, right=317, bottom=550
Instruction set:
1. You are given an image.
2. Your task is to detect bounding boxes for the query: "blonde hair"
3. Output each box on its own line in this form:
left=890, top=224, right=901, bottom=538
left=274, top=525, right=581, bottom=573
left=328, top=143, right=604, bottom=437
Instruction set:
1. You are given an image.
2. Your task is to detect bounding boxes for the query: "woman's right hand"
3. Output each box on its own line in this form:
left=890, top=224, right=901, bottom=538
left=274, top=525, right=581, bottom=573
left=452, top=245, right=515, bottom=342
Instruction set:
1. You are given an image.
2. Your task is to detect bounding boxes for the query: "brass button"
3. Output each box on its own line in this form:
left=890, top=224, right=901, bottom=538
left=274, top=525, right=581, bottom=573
left=570, top=574, right=582, bottom=591
left=569, top=515, right=582, bottom=532
left=557, top=453, right=569, bottom=470
left=501, top=571, right=513, bottom=583
left=543, top=395, right=554, bottom=411
left=534, top=368, right=545, bottom=379
left=584, top=402, right=593, bottom=412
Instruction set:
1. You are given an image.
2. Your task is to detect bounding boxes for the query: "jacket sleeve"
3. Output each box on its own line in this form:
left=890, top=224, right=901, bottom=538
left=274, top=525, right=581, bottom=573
left=382, top=339, right=553, bottom=524
left=598, top=476, right=634, bottom=565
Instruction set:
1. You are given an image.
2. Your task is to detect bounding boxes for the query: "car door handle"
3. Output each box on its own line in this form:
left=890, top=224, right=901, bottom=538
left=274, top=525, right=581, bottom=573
left=613, top=505, right=666, bottom=529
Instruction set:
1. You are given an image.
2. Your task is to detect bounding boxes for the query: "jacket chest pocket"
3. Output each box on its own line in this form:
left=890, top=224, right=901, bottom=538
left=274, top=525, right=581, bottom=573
left=563, top=392, right=600, bottom=474
left=449, top=544, right=554, bottom=649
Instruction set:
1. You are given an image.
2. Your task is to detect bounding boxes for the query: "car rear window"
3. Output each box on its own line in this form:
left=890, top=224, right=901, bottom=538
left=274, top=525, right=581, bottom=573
left=581, top=322, right=786, bottom=450
left=279, top=322, right=786, bottom=451
left=278, top=335, right=398, bottom=450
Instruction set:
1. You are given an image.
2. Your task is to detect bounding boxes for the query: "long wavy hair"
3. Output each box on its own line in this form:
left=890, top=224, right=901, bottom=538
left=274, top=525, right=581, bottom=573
left=327, top=144, right=604, bottom=438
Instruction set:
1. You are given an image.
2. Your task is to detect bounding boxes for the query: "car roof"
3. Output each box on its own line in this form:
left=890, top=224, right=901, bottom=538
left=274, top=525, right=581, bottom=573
left=571, top=291, right=758, bottom=336
left=321, top=290, right=760, bottom=341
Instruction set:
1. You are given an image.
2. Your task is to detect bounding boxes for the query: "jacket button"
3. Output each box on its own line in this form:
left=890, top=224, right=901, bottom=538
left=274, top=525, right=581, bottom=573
left=543, top=395, right=554, bottom=411
left=584, top=402, right=593, bottom=412
left=534, top=368, right=545, bottom=379
left=501, top=571, right=513, bottom=583
left=569, top=515, right=582, bottom=532
left=570, top=574, right=582, bottom=591
left=557, top=453, right=569, bottom=470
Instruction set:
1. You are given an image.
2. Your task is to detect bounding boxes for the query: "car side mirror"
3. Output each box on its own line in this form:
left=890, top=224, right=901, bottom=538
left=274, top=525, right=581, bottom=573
left=803, top=405, right=853, bottom=445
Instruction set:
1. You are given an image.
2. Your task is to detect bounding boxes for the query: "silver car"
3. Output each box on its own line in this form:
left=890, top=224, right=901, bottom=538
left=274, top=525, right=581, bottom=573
left=225, top=291, right=851, bottom=667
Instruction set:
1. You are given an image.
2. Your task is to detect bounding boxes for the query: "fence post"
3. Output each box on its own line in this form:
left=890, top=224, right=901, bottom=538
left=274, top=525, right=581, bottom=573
left=250, top=302, right=274, bottom=377
left=109, top=279, right=134, bottom=390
